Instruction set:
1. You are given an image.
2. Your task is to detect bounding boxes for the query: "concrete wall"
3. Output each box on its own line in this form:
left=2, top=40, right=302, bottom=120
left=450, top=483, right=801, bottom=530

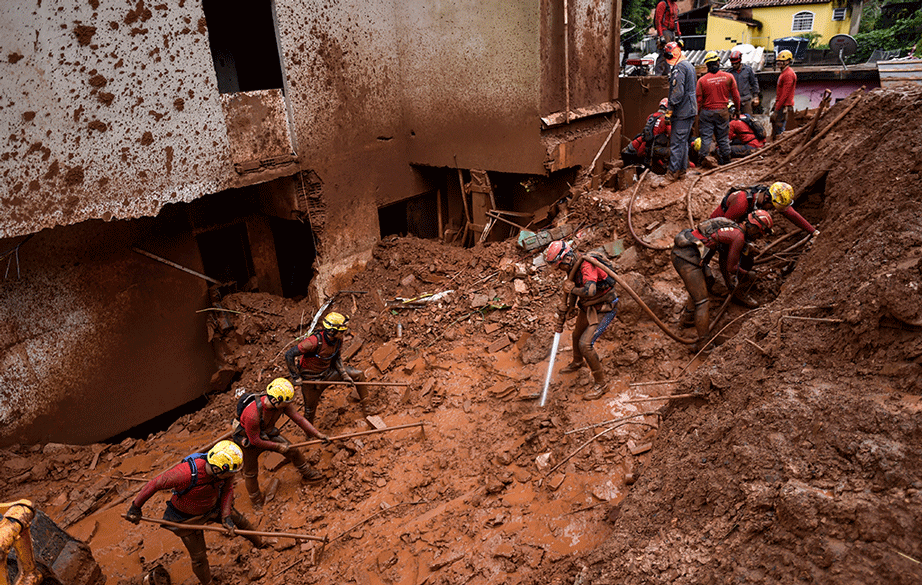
left=0, top=1, right=238, bottom=240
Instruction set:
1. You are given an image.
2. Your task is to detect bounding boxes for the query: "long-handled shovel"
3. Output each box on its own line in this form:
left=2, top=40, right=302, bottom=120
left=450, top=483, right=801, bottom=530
left=287, top=421, right=427, bottom=449
left=124, top=515, right=326, bottom=542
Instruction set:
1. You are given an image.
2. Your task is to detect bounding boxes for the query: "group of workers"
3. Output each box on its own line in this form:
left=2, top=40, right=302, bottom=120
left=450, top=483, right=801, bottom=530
left=630, top=15, right=797, bottom=182
left=126, top=312, right=370, bottom=585
left=545, top=180, right=819, bottom=397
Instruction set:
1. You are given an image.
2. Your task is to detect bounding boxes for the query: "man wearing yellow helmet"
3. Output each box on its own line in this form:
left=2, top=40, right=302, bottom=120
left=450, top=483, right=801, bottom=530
left=234, top=377, right=330, bottom=507
left=772, top=49, right=796, bottom=139
left=126, top=440, right=263, bottom=585
left=285, top=311, right=372, bottom=424
left=696, top=51, right=741, bottom=167
left=710, top=182, right=818, bottom=236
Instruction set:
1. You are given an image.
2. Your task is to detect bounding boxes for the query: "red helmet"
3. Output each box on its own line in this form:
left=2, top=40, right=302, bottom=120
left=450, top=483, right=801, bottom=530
left=730, top=50, right=742, bottom=63
left=745, top=210, right=773, bottom=235
left=545, top=240, right=573, bottom=265
left=659, top=98, right=669, bottom=110
left=664, top=42, right=682, bottom=65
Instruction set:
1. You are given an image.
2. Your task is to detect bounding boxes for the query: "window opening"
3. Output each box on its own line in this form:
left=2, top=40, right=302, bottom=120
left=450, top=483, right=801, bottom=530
left=202, top=0, right=284, bottom=94
left=832, top=8, right=846, bottom=21
left=791, top=11, right=814, bottom=32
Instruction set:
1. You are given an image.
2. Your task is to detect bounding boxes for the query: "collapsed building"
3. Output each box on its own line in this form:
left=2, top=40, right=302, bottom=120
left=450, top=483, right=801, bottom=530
left=0, top=0, right=624, bottom=445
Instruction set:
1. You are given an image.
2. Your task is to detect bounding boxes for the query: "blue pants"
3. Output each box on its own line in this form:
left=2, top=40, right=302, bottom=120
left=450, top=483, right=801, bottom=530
left=699, top=109, right=731, bottom=164
left=668, top=117, right=694, bottom=174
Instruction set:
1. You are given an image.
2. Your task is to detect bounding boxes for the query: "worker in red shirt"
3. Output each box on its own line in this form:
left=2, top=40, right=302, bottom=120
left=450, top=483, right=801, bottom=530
left=772, top=49, right=796, bottom=138
left=546, top=240, right=619, bottom=401
left=126, top=441, right=263, bottom=585
left=728, top=113, right=765, bottom=158
left=285, top=312, right=371, bottom=424
left=710, top=181, right=818, bottom=236
left=696, top=51, right=741, bottom=167
left=233, top=378, right=330, bottom=507
left=671, top=211, right=773, bottom=351
left=653, top=0, right=681, bottom=76
left=621, top=98, right=671, bottom=170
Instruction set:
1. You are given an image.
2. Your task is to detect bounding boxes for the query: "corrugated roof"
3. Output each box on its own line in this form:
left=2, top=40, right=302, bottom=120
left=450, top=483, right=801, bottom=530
left=722, top=0, right=828, bottom=9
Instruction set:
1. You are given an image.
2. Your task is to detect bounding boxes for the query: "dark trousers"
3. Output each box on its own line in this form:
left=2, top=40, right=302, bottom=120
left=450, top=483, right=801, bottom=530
left=668, top=117, right=694, bottom=174
left=298, top=365, right=367, bottom=423
left=699, top=109, right=731, bottom=164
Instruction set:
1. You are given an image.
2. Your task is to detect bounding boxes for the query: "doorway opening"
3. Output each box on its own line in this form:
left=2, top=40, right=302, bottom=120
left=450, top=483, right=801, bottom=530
left=196, top=222, right=255, bottom=288
left=202, top=0, right=284, bottom=94
left=378, top=191, right=440, bottom=239
left=270, top=217, right=317, bottom=299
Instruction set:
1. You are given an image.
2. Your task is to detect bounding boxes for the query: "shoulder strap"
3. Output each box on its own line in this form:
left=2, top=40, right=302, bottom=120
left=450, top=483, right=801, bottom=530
left=173, top=454, right=207, bottom=497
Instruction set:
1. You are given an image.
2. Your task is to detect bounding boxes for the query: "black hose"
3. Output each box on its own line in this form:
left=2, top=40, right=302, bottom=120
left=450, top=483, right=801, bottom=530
left=627, top=169, right=672, bottom=251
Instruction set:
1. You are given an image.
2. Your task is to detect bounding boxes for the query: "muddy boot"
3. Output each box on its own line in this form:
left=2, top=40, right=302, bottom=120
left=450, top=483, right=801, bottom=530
left=680, top=308, right=695, bottom=328
left=700, top=155, right=718, bottom=169
left=582, top=369, right=608, bottom=401
left=303, top=407, right=316, bottom=425
left=732, top=292, right=760, bottom=309
left=189, top=552, right=212, bottom=585
left=296, top=462, right=324, bottom=483
left=244, top=474, right=263, bottom=510
left=559, top=361, right=585, bottom=374
left=663, top=171, right=680, bottom=184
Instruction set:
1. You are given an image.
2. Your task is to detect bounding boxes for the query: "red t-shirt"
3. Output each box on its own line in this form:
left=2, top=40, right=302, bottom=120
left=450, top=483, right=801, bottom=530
left=728, top=119, right=764, bottom=148
left=132, top=457, right=234, bottom=518
left=696, top=71, right=741, bottom=112
left=776, top=67, right=797, bottom=109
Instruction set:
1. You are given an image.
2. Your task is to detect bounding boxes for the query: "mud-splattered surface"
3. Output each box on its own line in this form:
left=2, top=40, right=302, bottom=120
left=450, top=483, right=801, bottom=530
left=2, top=86, right=922, bottom=585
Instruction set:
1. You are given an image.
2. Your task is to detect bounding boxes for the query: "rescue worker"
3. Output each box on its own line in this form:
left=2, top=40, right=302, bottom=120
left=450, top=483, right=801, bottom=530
left=664, top=41, right=697, bottom=183
left=285, top=312, right=370, bottom=424
left=772, top=49, right=796, bottom=138
left=653, top=0, right=681, bottom=76
left=728, top=113, right=766, bottom=158
left=125, top=440, right=262, bottom=585
left=696, top=51, right=741, bottom=167
left=546, top=240, right=619, bottom=401
left=233, top=378, right=330, bottom=507
left=621, top=98, right=671, bottom=170
left=710, top=181, right=818, bottom=236
left=671, top=211, right=773, bottom=350
left=726, top=50, right=760, bottom=114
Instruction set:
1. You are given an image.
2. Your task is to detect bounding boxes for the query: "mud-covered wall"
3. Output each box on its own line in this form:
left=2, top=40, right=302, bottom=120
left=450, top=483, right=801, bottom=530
left=0, top=1, right=237, bottom=240
left=0, top=220, right=215, bottom=446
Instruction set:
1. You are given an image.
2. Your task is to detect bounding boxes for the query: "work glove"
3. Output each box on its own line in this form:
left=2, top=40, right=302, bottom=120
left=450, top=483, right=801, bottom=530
left=222, top=516, right=236, bottom=533
left=277, top=443, right=290, bottom=455
left=289, top=374, right=302, bottom=385
left=562, top=280, right=575, bottom=294
left=554, top=312, right=566, bottom=333
left=812, top=230, right=820, bottom=238
left=728, top=274, right=739, bottom=290
left=126, top=504, right=142, bottom=524
left=320, top=434, right=332, bottom=445
left=752, top=96, right=760, bottom=106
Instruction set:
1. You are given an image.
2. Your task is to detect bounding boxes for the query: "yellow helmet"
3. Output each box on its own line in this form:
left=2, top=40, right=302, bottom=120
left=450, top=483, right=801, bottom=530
left=777, top=50, right=793, bottom=62
left=266, top=377, right=295, bottom=403
left=692, top=137, right=702, bottom=152
left=207, top=440, right=243, bottom=473
left=322, top=312, right=349, bottom=332
left=703, top=51, right=720, bottom=65
left=769, top=181, right=794, bottom=210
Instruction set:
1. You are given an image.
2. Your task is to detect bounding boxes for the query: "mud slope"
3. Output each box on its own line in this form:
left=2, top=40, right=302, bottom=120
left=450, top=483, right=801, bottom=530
left=538, top=86, right=922, bottom=584
left=1, top=86, right=920, bottom=585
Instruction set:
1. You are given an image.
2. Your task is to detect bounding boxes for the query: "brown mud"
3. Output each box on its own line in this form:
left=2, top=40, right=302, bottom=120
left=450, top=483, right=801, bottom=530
left=2, top=85, right=921, bottom=585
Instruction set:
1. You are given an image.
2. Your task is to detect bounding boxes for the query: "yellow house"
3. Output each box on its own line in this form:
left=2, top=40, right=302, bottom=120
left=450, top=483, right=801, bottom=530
left=705, top=0, right=863, bottom=52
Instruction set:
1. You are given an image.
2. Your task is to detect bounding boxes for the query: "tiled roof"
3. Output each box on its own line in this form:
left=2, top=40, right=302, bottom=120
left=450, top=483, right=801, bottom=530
left=721, top=0, right=828, bottom=9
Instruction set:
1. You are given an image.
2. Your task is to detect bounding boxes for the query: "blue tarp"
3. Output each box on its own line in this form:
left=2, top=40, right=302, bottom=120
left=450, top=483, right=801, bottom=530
left=773, top=37, right=809, bottom=60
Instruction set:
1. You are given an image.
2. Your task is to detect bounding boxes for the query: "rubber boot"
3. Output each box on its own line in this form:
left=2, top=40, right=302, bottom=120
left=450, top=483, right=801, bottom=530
left=303, top=407, right=315, bottom=425
left=732, top=292, right=760, bottom=308
left=582, top=368, right=608, bottom=401
left=244, top=474, right=263, bottom=509
left=559, top=360, right=585, bottom=374
left=680, top=308, right=695, bottom=328
left=295, top=461, right=324, bottom=483
left=189, top=552, right=212, bottom=585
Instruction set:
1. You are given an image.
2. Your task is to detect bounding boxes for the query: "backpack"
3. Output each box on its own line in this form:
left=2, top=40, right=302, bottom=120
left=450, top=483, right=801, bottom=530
left=235, top=392, right=264, bottom=423
left=741, top=115, right=765, bottom=141
left=173, top=453, right=208, bottom=497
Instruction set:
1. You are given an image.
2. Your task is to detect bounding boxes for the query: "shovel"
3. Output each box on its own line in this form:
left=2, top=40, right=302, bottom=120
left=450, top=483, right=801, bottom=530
left=539, top=332, right=562, bottom=407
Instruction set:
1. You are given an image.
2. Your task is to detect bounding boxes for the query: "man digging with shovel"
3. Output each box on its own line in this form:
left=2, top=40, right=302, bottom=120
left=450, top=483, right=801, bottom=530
left=546, top=240, right=619, bottom=401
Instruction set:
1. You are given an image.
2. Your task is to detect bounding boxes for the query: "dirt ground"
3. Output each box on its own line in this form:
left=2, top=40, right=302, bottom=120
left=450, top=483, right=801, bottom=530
left=3, top=85, right=922, bottom=585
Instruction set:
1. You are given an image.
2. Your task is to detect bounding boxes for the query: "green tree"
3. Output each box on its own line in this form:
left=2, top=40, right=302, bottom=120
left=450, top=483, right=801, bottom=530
left=622, top=0, right=659, bottom=52
left=851, top=0, right=922, bottom=62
